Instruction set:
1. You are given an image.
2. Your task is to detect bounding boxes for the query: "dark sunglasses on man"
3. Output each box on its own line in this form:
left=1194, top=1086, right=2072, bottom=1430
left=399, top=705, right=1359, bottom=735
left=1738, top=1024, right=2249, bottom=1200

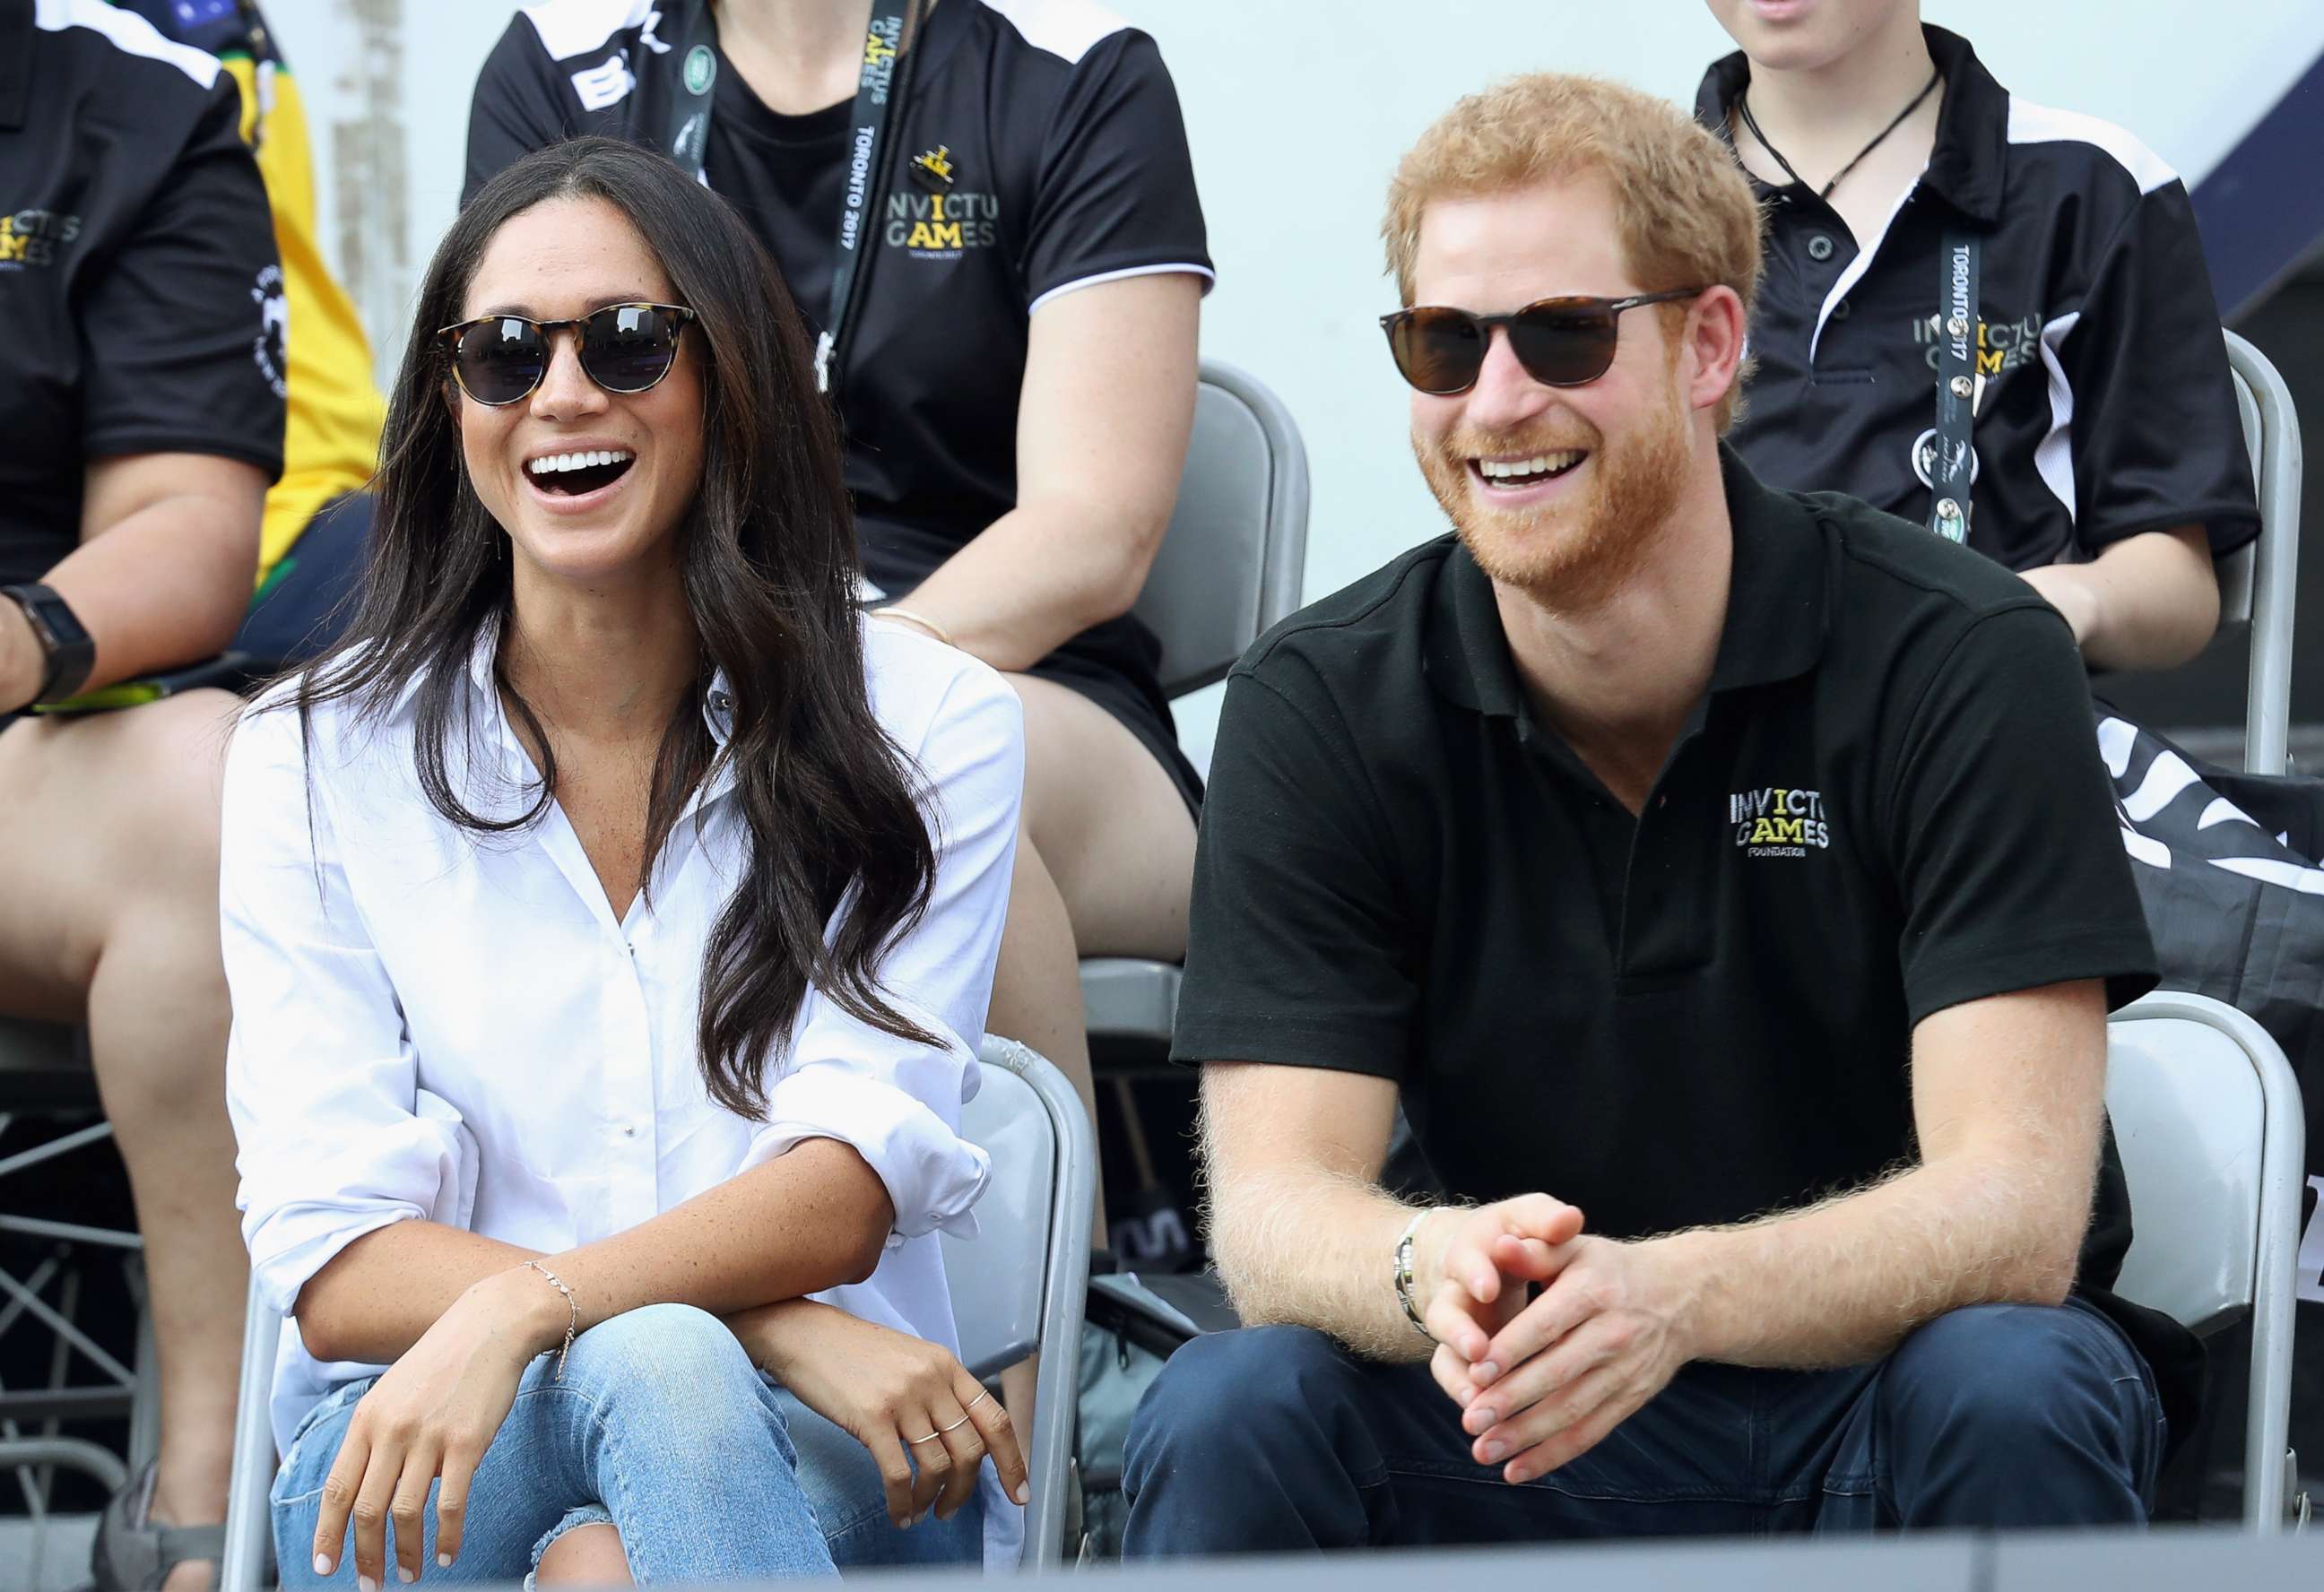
left=1380, top=288, right=1704, bottom=395
left=439, top=302, right=698, bottom=406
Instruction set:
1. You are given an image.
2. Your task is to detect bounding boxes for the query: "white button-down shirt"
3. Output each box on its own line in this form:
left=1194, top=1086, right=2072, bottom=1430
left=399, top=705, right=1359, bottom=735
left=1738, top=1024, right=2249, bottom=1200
left=221, top=619, right=1024, bottom=1562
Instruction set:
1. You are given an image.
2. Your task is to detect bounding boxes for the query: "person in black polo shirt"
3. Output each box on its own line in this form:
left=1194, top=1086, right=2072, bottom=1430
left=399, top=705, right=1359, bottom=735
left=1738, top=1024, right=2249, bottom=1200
left=1696, top=3, right=2257, bottom=673
left=0, top=2, right=285, bottom=1587
left=1120, top=74, right=2173, bottom=1555
left=465, top=0, right=1214, bottom=1209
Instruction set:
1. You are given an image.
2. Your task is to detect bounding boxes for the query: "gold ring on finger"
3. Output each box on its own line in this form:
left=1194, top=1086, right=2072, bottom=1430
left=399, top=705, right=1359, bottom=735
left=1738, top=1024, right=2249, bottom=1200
left=937, top=1409, right=976, bottom=1434
left=963, top=1389, right=992, bottom=1413
left=906, top=1431, right=944, bottom=1444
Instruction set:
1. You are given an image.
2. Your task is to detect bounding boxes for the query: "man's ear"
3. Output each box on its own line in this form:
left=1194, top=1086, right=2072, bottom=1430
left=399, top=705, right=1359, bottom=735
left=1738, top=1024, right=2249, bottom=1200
left=1686, top=285, right=1749, bottom=417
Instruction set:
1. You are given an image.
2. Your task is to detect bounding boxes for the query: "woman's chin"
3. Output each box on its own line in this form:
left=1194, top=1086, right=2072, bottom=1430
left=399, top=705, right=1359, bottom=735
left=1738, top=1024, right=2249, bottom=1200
left=506, top=523, right=675, bottom=590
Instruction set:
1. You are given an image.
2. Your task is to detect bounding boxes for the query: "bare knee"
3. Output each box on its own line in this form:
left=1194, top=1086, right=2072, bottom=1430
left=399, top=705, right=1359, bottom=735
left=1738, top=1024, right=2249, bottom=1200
left=535, top=1521, right=633, bottom=1586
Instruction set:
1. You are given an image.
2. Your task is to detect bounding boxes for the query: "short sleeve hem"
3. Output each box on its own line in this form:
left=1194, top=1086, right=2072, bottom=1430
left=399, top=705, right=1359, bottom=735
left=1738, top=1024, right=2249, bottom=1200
left=1902, top=927, right=2161, bottom=1028
left=81, top=428, right=284, bottom=481
left=2076, top=500, right=2261, bottom=559
left=1167, top=1015, right=1408, bottom=1081
left=1026, top=258, right=1215, bottom=315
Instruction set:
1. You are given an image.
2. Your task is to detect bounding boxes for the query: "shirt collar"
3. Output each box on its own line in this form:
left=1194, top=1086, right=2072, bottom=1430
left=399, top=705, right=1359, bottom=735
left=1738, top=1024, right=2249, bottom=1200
left=0, top=0, right=33, bottom=132
left=1695, top=25, right=2009, bottom=227
left=1425, top=443, right=1830, bottom=721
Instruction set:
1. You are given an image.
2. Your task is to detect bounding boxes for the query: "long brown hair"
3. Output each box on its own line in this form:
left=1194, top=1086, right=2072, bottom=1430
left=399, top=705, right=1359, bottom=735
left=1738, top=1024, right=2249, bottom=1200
left=292, top=137, right=940, bottom=1116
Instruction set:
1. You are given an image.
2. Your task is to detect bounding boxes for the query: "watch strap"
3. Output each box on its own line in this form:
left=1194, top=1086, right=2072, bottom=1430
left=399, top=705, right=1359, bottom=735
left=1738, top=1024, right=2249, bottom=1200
left=1394, top=1208, right=1435, bottom=1340
left=1, top=584, right=97, bottom=705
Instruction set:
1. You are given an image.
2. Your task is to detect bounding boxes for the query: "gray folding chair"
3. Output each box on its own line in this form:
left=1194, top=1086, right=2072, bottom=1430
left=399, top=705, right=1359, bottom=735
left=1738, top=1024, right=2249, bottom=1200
left=2218, top=331, right=2302, bottom=777
left=218, top=1034, right=1097, bottom=1588
left=941, top=1036, right=1097, bottom=1570
left=2105, top=990, right=2307, bottom=1530
left=1079, top=359, right=1312, bottom=1069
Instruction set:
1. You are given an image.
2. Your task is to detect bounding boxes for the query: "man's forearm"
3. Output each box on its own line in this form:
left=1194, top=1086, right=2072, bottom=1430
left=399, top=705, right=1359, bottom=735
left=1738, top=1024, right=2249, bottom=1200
left=1210, top=1167, right=1444, bottom=1363
left=1653, top=1151, right=2091, bottom=1371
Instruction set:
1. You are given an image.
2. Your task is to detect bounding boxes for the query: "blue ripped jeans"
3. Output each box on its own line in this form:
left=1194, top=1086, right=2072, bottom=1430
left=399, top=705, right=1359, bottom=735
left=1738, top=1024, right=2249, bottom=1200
left=273, top=1303, right=981, bottom=1586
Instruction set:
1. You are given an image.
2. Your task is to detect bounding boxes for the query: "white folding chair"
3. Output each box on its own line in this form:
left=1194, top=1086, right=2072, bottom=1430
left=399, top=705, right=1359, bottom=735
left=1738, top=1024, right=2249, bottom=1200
left=218, top=1034, right=1097, bottom=1588
left=2105, top=990, right=2307, bottom=1530
left=2217, top=331, right=2302, bottom=777
left=1078, top=359, right=1312, bottom=1069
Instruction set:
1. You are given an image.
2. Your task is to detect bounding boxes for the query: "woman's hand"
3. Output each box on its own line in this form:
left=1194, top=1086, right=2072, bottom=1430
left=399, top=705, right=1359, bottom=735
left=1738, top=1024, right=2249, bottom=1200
left=312, top=1267, right=565, bottom=1588
left=734, top=1299, right=1029, bottom=1527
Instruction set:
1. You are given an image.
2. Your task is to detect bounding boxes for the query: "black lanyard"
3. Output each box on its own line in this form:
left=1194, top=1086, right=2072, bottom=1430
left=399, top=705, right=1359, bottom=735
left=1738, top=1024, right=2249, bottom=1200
left=1924, top=229, right=1981, bottom=542
left=652, top=0, right=924, bottom=395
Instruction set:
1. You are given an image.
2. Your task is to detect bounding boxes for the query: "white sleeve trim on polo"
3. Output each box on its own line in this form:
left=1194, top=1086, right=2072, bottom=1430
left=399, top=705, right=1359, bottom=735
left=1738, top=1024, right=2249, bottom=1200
left=1028, top=261, right=1215, bottom=315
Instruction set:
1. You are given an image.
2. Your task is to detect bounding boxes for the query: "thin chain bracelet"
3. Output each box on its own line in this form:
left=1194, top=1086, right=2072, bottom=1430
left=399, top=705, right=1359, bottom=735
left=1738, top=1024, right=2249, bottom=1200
left=521, top=1259, right=580, bottom=1380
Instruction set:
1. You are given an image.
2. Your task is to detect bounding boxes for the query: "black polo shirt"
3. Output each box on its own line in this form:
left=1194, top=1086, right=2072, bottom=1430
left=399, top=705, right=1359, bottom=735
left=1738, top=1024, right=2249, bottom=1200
left=1696, top=27, right=2257, bottom=573
left=0, top=0, right=285, bottom=589
left=1177, top=450, right=2159, bottom=1293
left=465, top=0, right=1211, bottom=786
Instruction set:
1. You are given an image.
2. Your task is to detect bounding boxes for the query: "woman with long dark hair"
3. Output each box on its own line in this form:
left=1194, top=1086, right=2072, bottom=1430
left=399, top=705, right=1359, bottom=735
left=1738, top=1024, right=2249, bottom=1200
left=223, top=137, right=1028, bottom=1587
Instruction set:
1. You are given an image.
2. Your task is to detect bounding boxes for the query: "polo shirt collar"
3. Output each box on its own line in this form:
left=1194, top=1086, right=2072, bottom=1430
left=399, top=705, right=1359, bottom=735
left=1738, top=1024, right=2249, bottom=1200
left=0, top=0, right=33, bottom=132
left=1694, top=25, right=2008, bottom=227
left=1425, top=444, right=1829, bottom=719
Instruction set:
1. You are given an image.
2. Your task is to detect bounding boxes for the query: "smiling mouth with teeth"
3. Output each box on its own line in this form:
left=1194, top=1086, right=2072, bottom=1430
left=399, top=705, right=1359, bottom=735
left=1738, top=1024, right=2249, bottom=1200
left=526, top=448, right=637, bottom=495
left=1474, top=450, right=1588, bottom=489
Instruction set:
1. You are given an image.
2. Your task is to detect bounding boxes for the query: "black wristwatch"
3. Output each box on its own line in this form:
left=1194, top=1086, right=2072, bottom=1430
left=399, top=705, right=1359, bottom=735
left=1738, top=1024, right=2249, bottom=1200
left=1, top=584, right=97, bottom=705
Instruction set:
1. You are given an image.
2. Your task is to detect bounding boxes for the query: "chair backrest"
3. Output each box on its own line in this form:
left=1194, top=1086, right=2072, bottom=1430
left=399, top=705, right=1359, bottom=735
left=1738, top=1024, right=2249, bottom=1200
left=2220, top=331, right=2302, bottom=776
left=1133, top=359, right=1312, bottom=698
left=2104, top=990, right=2306, bottom=1529
left=941, top=1052, right=1058, bottom=1376
left=2106, top=1009, right=2268, bottom=1327
left=941, top=1037, right=1093, bottom=1570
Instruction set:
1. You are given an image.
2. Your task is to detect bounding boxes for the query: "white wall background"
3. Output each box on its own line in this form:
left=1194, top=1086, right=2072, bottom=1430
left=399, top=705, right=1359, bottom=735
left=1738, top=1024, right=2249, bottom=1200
left=266, top=0, right=2324, bottom=766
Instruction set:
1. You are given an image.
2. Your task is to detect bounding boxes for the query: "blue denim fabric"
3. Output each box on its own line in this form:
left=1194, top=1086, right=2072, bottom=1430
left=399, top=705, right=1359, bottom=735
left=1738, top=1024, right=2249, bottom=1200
left=1123, top=1297, right=2164, bottom=1556
left=273, top=1303, right=980, bottom=1585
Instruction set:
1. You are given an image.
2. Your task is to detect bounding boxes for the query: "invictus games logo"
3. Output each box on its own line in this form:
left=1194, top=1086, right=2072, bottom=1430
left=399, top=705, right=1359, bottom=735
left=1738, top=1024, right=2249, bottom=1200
left=1909, top=307, right=2043, bottom=377
left=1730, top=786, right=1830, bottom=859
left=0, top=209, right=82, bottom=270
left=251, top=264, right=288, bottom=398
left=911, top=145, right=956, bottom=189
left=886, top=188, right=998, bottom=256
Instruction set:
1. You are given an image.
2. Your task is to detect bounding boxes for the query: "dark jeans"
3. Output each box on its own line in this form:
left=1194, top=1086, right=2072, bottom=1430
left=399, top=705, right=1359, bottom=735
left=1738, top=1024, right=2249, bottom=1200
left=232, top=491, right=374, bottom=665
left=1122, top=1299, right=2163, bottom=1555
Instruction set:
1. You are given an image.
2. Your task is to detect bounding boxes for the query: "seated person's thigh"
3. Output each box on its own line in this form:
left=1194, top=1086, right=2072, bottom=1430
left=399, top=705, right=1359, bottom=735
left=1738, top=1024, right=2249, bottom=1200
left=0, top=689, right=241, bottom=1014
left=1007, top=672, right=1196, bottom=961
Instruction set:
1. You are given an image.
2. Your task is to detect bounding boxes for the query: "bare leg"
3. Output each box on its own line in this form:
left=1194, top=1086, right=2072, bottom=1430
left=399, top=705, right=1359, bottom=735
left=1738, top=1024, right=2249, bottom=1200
left=534, top=1522, right=634, bottom=1586
left=0, top=693, right=247, bottom=1592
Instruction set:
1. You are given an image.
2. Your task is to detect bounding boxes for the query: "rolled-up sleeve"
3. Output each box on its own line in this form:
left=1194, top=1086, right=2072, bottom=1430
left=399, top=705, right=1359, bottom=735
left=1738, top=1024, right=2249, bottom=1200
left=739, top=662, right=1026, bottom=1242
left=221, top=696, right=474, bottom=1313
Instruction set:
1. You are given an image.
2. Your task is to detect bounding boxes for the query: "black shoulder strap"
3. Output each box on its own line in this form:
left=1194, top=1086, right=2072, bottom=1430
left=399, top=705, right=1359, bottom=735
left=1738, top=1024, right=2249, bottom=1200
left=1924, top=229, right=1981, bottom=542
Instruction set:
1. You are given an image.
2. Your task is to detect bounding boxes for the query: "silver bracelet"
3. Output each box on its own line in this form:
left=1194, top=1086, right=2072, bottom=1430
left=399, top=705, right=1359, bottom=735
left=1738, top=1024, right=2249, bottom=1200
left=1393, top=1209, right=1435, bottom=1340
left=521, top=1259, right=580, bottom=1380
